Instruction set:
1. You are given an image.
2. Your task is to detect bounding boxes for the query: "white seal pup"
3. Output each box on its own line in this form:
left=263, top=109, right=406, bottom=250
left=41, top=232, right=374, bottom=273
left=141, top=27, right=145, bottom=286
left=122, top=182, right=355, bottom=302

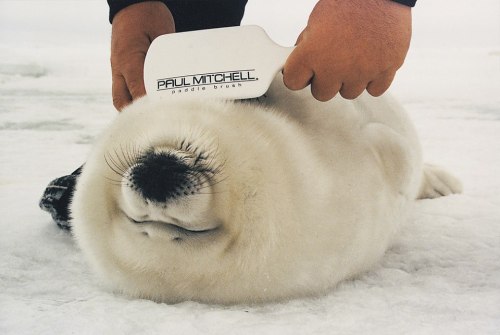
left=71, top=74, right=462, bottom=304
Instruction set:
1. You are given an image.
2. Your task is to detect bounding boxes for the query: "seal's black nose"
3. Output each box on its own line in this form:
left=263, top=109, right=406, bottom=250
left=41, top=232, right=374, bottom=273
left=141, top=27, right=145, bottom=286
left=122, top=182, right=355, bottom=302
left=129, top=151, right=191, bottom=203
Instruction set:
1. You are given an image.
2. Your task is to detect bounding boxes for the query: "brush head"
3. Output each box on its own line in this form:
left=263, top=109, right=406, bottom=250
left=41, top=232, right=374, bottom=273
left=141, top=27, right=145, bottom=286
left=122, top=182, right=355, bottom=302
left=144, top=25, right=293, bottom=101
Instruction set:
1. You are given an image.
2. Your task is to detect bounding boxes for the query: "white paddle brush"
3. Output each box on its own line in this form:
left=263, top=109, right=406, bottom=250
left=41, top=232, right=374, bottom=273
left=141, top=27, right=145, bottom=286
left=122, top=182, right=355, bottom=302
left=144, top=25, right=294, bottom=100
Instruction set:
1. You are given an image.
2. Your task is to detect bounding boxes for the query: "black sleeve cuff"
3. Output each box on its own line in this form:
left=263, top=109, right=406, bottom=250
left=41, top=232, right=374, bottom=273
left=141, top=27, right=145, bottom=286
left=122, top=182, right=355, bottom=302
left=391, top=0, right=417, bottom=7
left=107, top=0, right=160, bottom=23
left=107, top=0, right=248, bottom=32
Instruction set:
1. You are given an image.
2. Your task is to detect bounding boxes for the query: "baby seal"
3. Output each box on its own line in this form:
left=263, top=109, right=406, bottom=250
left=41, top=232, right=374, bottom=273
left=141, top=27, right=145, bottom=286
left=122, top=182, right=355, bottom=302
left=71, top=75, right=462, bottom=304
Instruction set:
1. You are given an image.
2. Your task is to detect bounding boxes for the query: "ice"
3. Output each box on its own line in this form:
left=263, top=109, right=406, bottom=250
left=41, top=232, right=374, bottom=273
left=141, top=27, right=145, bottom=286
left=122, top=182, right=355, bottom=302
left=0, top=63, right=48, bottom=78
left=1, top=0, right=499, bottom=334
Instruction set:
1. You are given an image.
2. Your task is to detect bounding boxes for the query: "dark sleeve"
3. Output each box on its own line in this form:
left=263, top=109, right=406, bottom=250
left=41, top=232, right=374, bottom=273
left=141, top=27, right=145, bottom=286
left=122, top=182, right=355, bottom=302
left=107, top=0, right=153, bottom=23
left=107, top=0, right=248, bottom=32
left=391, top=0, right=417, bottom=7
left=166, top=0, right=247, bottom=32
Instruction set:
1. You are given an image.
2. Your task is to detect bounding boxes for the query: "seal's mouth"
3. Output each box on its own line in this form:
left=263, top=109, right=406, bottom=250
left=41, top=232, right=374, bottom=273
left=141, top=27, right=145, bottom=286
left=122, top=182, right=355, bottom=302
left=127, top=214, right=219, bottom=234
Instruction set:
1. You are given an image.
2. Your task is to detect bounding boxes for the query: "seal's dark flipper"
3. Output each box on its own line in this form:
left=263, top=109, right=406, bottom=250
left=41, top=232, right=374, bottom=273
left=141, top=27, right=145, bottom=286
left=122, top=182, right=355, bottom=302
left=39, top=166, right=83, bottom=230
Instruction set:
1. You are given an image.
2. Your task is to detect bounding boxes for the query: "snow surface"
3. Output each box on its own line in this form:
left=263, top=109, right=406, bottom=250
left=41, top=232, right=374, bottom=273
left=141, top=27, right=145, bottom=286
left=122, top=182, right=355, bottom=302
left=1, top=0, right=499, bottom=334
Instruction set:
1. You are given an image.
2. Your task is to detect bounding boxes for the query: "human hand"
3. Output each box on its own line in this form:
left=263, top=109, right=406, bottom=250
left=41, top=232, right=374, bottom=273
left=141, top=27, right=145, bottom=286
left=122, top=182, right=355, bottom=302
left=111, top=1, right=175, bottom=111
left=283, top=0, right=412, bottom=101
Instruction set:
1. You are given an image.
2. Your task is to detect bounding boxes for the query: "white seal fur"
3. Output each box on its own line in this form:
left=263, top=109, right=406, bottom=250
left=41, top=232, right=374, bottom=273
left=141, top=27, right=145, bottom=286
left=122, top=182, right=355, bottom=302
left=71, top=74, right=462, bottom=304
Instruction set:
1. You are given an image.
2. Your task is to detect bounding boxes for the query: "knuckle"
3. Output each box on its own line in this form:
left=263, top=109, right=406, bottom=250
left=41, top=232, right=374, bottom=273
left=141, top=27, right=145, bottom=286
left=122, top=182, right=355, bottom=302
left=340, top=91, right=358, bottom=100
left=284, top=80, right=302, bottom=91
left=339, top=89, right=362, bottom=100
left=339, top=92, right=355, bottom=100
left=283, top=73, right=307, bottom=91
left=339, top=81, right=367, bottom=100
left=366, top=87, right=385, bottom=97
left=311, top=87, right=336, bottom=102
left=367, top=79, right=392, bottom=97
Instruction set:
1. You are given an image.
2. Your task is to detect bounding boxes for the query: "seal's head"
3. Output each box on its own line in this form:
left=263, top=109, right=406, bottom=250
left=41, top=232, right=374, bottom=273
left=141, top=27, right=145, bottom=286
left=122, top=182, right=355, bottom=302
left=71, top=96, right=319, bottom=304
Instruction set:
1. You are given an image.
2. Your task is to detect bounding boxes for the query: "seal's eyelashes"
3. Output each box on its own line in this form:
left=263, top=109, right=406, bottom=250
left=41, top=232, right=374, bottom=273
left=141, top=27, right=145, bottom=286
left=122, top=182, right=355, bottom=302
left=193, top=151, right=207, bottom=166
left=103, top=138, right=225, bottom=201
left=104, top=143, right=144, bottom=180
left=175, top=137, right=225, bottom=180
left=104, top=145, right=217, bottom=181
left=179, top=138, right=194, bottom=152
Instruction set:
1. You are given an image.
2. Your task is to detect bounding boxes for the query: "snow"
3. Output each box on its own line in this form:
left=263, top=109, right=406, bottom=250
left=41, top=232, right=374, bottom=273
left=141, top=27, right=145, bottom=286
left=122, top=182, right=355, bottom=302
left=1, top=0, right=499, bottom=334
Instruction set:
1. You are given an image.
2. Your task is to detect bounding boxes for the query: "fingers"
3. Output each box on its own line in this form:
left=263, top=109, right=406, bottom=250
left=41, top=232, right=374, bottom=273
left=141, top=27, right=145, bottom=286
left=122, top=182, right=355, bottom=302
left=283, top=50, right=314, bottom=91
left=311, top=71, right=397, bottom=100
left=285, top=65, right=369, bottom=101
left=284, top=37, right=399, bottom=101
left=366, top=71, right=396, bottom=97
left=285, top=60, right=368, bottom=101
left=123, top=54, right=147, bottom=100
left=110, top=1, right=175, bottom=111
left=284, top=42, right=395, bottom=101
left=287, top=72, right=395, bottom=101
left=285, top=58, right=397, bottom=101
left=112, top=54, right=146, bottom=111
left=310, top=75, right=342, bottom=102
left=339, top=80, right=367, bottom=100
left=112, top=73, right=132, bottom=111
